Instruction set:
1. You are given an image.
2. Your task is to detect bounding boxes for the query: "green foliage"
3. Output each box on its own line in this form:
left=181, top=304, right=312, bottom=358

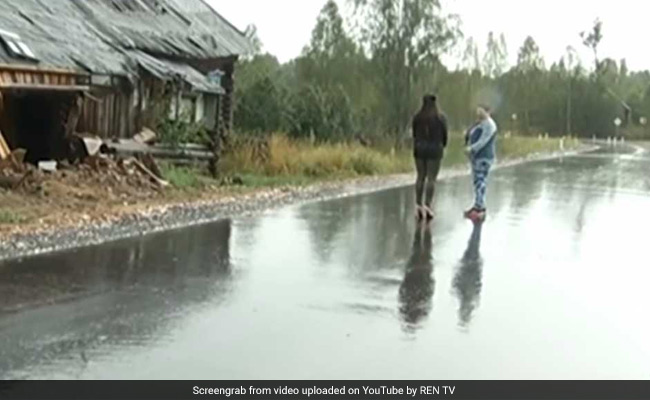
left=0, top=209, right=25, bottom=224
left=158, top=111, right=210, bottom=146
left=161, top=164, right=204, bottom=189
left=233, top=5, right=650, bottom=141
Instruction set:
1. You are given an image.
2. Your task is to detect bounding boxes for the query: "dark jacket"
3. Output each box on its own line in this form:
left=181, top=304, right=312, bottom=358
left=412, top=110, right=448, bottom=160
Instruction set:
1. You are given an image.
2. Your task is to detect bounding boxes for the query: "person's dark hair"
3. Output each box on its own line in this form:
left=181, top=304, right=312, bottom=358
left=423, top=94, right=440, bottom=115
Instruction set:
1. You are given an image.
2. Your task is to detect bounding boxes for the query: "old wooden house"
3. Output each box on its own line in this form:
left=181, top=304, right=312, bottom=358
left=0, top=0, right=252, bottom=165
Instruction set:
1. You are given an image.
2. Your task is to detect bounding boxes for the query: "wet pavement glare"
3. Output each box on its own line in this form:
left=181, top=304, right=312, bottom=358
left=1, top=144, right=649, bottom=379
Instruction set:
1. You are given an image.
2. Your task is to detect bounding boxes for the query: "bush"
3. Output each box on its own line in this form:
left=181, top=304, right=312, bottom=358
left=158, top=111, right=210, bottom=146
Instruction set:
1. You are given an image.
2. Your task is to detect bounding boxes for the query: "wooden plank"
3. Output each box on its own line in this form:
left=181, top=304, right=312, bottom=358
left=0, top=129, right=11, bottom=160
left=0, top=83, right=90, bottom=92
left=0, top=63, right=87, bottom=76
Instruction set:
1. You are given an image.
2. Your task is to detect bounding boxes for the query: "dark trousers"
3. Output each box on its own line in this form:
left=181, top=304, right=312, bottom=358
left=415, top=157, right=442, bottom=207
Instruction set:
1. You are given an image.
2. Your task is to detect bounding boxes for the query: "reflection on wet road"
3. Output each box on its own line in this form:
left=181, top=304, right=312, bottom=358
left=1, top=144, right=649, bottom=379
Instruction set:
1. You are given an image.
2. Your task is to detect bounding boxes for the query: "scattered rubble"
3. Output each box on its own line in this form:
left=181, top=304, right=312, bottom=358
left=0, top=127, right=191, bottom=198
left=1, top=148, right=167, bottom=198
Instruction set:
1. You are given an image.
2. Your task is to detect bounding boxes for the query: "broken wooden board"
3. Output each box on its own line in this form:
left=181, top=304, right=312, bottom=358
left=10, top=148, right=26, bottom=164
left=0, top=129, right=10, bottom=160
left=137, top=153, right=164, bottom=180
left=105, top=139, right=213, bottom=161
left=131, top=158, right=169, bottom=188
left=133, top=127, right=157, bottom=144
left=0, top=149, right=27, bottom=173
left=77, top=136, right=103, bottom=156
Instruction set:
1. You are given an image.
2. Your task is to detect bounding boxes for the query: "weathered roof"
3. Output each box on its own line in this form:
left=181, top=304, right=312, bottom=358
left=74, top=0, right=253, bottom=60
left=129, top=50, right=224, bottom=94
left=0, top=0, right=252, bottom=78
left=165, top=0, right=254, bottom=57
left=0, top=0, right=131, bottom=75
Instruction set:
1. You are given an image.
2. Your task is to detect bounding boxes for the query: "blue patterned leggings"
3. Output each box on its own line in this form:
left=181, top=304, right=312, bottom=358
left=471, top=159, right=493, bottom=210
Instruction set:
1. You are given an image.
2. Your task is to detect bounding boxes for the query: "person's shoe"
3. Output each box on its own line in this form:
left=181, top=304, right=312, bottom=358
left=469, top=208, right=486, bottom=223
left=423, top=205, right=435, bottom=220
left=463, top=207, right=477, bottom=219
left=415, top=206, right=424, bottom=220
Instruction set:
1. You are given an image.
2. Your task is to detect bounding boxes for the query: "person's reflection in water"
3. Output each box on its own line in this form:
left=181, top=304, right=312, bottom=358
left=453, top=223, right=483, bottom=328
left=399, top=224, right=434, bottom=333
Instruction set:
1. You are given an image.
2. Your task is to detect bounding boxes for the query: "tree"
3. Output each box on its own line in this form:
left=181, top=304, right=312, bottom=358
left=462, top=37, right=481, bottom=72
left=308, top=0, right=354, bottom=57
left=517, top=36, right=545, bottom=71
left=620, top=59, right=629, bottom=78
left=351, top=0, right=461, bottom=137
left=514, top=36, right=546, bottom=132
left=232, top=3, right=650, bottom=141
left=244, top=24, right=263, bottom=55
left=482, top=32, right=508, bottom=78
left=234, top=54, right=290, bottom=133
left=562, top=46, right=580, bottom=134
left=581, top=19, right=603, bottom=76
left=293, top=0, right=372, bottom=139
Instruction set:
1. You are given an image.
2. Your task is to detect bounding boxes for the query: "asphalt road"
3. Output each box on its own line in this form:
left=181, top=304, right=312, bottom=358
left=1, top=143, right=649, bottom=379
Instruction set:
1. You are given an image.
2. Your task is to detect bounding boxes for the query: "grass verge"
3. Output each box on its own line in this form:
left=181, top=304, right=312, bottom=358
left=217, top=133, right=580, bottom=187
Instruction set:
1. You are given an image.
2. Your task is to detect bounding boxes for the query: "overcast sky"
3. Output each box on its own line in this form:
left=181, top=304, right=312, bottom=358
left=210, top=0, right=650, bottom=71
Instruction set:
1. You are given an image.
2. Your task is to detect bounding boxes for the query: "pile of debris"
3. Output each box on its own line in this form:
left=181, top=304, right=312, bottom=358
left=1, top=125, right=222, bottom=201
left=1, top=132, right=169, bottom=200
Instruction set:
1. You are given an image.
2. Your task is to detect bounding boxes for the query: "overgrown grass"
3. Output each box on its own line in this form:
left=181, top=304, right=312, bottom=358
left=221, top=135, right=410, bottom=179
left=220, top=133, right=579, bottom=185
left=0, top=209, right=26, bottom=224
left=160, top=164, right=205, bottom=190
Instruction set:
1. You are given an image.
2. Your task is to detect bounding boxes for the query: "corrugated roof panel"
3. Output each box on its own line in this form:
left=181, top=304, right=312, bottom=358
left=130, top=50, right=224, bottom=94
left=0, top=0, right=131, bottom=74
left=77, top=0, right=253, bottom=59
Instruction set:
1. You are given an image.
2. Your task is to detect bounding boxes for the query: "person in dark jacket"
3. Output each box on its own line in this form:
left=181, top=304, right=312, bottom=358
left=412, top=95, right=448, bottom=220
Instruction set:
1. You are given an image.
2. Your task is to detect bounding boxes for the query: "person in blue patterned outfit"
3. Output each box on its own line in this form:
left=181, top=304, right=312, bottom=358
left=464, top=105, right=497, bottom=220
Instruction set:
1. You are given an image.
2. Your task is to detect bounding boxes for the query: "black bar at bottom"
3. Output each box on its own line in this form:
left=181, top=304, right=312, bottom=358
left=1, top=381, right=649, bottom=400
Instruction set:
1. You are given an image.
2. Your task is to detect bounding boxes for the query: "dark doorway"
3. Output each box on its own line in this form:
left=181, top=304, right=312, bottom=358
left=0, top=90, right=75, bottom=164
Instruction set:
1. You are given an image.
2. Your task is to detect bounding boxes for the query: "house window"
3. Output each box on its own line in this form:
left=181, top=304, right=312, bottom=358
left=0, top=29, right=37, bottom=61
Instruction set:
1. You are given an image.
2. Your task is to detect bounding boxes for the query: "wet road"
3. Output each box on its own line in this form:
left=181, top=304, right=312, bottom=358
left=1, top=144, right=649, bottom=379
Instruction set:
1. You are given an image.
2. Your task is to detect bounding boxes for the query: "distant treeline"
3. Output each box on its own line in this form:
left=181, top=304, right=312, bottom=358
left=234, top=0, right=650, bottom=141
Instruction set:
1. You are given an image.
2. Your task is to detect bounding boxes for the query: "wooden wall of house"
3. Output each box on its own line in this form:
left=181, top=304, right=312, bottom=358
left=77, top=77, right=172, bottom=139
left=76, top=74, right=220, bottom=140
left=78, top=89, right=134, bottom=139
